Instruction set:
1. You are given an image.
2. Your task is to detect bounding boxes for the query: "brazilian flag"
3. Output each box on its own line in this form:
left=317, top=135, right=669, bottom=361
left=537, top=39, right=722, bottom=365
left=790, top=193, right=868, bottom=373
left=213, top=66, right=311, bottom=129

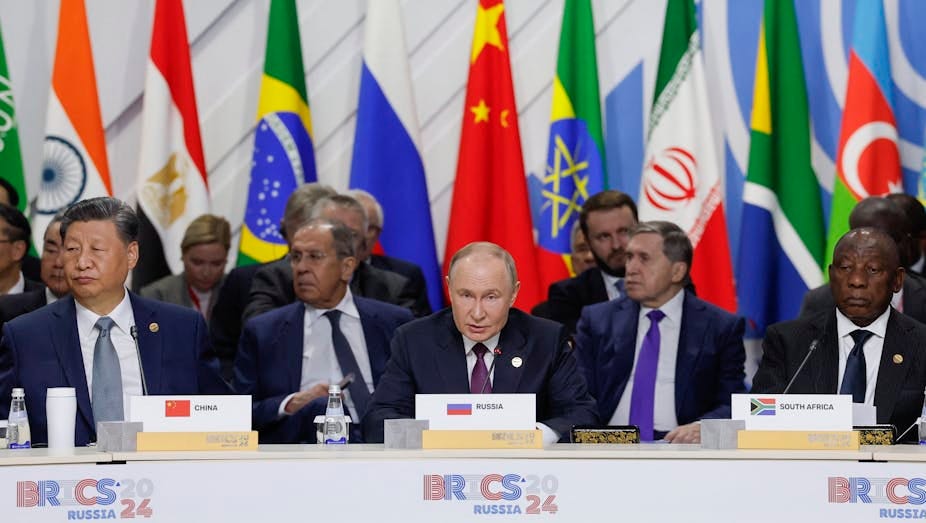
left=539, top=0, right=606, bottom=278
left=238, top=0, right=316, bottom=266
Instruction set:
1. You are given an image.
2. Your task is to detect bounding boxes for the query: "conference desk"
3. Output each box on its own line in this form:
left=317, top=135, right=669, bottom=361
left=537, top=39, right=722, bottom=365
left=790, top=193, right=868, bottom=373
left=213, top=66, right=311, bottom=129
left=1, top=444, right=924, bottom=522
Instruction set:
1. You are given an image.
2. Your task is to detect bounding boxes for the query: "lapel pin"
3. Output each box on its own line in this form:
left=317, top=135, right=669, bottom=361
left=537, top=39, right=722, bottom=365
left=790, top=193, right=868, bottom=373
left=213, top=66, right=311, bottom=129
left=149, top=322, right=159, bottom=333
left=511, top=357, right=523, bottom=368
left=893, top=354, right=903, bottom=364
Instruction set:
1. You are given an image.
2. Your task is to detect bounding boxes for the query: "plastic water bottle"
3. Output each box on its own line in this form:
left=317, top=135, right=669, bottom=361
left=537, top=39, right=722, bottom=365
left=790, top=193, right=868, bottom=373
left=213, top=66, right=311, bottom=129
left=8, top=388, right=31, bottom=449
left=323, top=384, right=349, bottom=445
left=919, top=387, right=926, bottom=445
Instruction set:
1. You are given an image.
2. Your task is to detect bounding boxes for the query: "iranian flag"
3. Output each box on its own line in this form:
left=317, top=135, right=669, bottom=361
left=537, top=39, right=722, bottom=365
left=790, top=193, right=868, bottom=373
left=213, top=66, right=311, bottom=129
left=134, top=0, right=209, bottom=288
left=637, top=0, right=736, bottom=312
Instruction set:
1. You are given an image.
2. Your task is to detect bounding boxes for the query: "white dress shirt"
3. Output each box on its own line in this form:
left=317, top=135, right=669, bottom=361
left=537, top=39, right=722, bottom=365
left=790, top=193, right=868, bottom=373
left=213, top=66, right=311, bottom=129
left=75, top=289, right=143, bottom=419
left=835, top=307, right=889, bottom=405
left=461, top=332, right=559, bottom=446
left=4, top=271, right=24, bottom=295
left=279, top=289, right=373, bottom=417
left=609, top=288, right=685, bottom=432
left=602, top=271, right=624, bottom=301
left=45, top=287, right=59, bottom=305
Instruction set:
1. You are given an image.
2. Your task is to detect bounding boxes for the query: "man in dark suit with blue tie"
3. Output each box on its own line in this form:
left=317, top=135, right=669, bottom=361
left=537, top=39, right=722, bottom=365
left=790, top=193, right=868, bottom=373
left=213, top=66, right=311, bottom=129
left=234, top=218, right=413, bottom=443
left=363, top=242, right=598, bottom=445
left=0, top=197, right=226, bottom=446
left=575, top=221, right=746, bottom=443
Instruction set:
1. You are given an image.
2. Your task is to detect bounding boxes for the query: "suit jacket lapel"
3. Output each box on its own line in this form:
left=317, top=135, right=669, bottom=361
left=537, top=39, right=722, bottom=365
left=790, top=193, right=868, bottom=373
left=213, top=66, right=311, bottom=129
left=436, top=313, right=470, bottom=393
left=130, top=294, right=162, bottom=394
left=494, top=320, right=527, bottom=393
left=357, top=300, right=388, bottom=385
left=274, top=303, right=304, bottom=391
left=674, top=294, right=705, bottom=416
left=599, top=299, right=639, bottom=419
left=589, top=270, right=609, bottom=303
left=805, top=313, right=839, bottom=394
left=53, top=298, right=94, bottom=431
left=874, top=310, right=912, bottom=424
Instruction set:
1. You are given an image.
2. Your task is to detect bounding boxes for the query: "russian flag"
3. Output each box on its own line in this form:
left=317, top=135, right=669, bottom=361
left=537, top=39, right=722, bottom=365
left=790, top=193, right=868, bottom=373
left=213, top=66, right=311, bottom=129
left=350, top=0, right=442, bottom=311
left=447, top=404, right=473, bottom=416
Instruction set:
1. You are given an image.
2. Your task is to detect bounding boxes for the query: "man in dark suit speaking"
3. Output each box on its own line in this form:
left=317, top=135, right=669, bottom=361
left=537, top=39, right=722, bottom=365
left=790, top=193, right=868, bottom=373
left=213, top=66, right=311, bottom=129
left=363, top=242, right=598, bottom=444
left=234, top=218, right=412, bottom=443
left=575, top=222, right=746, bottom=443
left=753, top=228, right=926, bottom=440
left=0, top=197, right=226, bottom=446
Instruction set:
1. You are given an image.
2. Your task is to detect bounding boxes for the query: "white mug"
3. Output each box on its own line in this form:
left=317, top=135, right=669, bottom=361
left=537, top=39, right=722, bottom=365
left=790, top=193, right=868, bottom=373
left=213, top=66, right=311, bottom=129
left=46, top=387, right=76, bottom=450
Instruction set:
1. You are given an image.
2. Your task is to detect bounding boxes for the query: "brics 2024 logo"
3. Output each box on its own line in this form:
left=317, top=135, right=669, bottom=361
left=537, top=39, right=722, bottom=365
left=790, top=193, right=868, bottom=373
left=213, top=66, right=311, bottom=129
left=750, top=398, right=776, bottom=416
left=424, top=473, right=559, bottom=516
left=17, top=477, right=156, bottom=520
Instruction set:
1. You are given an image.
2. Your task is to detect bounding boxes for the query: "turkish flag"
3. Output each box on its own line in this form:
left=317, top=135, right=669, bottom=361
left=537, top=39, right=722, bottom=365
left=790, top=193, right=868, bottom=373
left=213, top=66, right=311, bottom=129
left=442, top=0, right=542, bottom=310
left=164, top=399, right=191, bottom=417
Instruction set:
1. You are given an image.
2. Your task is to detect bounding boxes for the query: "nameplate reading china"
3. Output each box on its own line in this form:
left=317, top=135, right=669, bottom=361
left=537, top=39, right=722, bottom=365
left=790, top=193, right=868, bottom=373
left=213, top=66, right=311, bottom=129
left=415, top=394, right=535, bottom=430
left=129, top=395, right=251, bottom=432
left=731, top=394, right=852, bottom=431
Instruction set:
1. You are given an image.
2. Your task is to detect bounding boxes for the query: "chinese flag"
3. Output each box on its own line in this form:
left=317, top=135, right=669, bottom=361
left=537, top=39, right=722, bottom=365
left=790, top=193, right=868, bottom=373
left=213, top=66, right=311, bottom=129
left=164, top=400, right=191, bottom=417
left=442, top=0, right=542, bottom=310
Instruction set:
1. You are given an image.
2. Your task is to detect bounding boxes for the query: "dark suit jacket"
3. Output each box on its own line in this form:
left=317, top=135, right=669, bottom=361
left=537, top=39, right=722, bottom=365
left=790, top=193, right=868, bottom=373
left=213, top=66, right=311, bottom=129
left=752, top=309, right=926, bottom=440
left=0, top=290, right=49, bottom=333
left=243, top=258, right=424, bottom=320
left=210, top=263, right=263, bottom=381
left=139, top=273, right=224, bottom=322
left=0, top=294, right=227, bottom=446
left=233, top=296, right=413, bottom=443
left=362, top=308, right=599, bottom=443
left=575, top=291, right=746, bottom=428
left=544, top=268, right=609, bottom=333
left=21, top=255, right=40, bottom=284
left=800, top=272, right=926, bottom=324
left=370, top=254, right=431, bottom=317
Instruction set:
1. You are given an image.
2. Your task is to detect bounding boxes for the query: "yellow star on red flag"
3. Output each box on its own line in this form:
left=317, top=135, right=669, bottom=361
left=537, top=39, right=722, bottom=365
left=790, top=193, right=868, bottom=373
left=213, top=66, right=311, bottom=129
left=470, top=99, right=490, bottom=123
left=470, top=3, right=505, bottom=63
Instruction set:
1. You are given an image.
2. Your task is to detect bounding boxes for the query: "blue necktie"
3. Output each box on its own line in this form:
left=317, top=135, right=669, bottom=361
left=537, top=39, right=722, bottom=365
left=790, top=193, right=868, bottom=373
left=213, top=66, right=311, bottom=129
left=92, top=316, right=124, bottom=423
left=629, top=310, right=665, bottom=441
left=325, top=310, right=371, bottom=419
left=614, top=279, right=625, bottom=298
left=840, top=329, right=872, bottom=403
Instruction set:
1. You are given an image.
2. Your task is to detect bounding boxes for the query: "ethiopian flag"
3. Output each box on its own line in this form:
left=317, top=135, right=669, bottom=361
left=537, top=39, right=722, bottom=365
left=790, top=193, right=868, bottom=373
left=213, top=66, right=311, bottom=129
left=237, top=0, right=316, bottom=266
left=537, top=0, right=606, bottom=284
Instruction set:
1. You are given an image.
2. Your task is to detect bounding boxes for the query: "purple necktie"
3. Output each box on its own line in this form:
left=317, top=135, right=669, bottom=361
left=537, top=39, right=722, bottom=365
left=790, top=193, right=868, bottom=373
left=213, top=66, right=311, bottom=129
left=470, top=343, right=492, bottom=394
left=629, top=309, right=665, bottom=441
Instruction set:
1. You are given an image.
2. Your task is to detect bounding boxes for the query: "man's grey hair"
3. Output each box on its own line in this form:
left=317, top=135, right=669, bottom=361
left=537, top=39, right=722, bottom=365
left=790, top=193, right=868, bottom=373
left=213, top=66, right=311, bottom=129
left=310, top=194, right=369, bottom=236
left=45, top=209, right=68, bottom=242
left=60, top=197, right=138, bottom=245
left=629, top=221, right=692, bottom=280
left=347, top=188, right=384, bottom=229
left=447, top=242, right=518, bottom=290
left=570, top=220, right=584, bottom=252
left=293, top=218, right=356, bottom=259
left=280, top=183, right=337, bottom=241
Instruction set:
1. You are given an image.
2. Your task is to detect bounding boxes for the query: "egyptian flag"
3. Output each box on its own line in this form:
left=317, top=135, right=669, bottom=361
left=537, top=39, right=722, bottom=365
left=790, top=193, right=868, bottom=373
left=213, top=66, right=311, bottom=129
left=133, top=0, right=209, bottom=289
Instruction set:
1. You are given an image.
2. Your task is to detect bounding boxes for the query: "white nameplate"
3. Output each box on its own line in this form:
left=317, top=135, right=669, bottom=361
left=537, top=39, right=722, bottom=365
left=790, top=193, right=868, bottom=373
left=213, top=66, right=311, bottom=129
left=415, top=394, right=535, bottom=430
left=731, top=394, right=852, bottom=431
left=129, top=395, right=251, bottom=432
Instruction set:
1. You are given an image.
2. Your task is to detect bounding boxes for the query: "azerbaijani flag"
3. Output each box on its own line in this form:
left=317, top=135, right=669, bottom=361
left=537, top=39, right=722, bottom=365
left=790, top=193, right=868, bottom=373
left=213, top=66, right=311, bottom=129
left=824, top=0, right=901, bottom=268
left=538, top=0, right=606, bottom=284
left=36, top=0, right=112, bottom=249
left=638, top=0, right=736, bottom=312
left=737, top=0, right=824, bottom=337
left=134, top=0, right=210, bottom=289
left=237, top=0, right=316, bottom=266
left=350, top=0, right=442, bottom=311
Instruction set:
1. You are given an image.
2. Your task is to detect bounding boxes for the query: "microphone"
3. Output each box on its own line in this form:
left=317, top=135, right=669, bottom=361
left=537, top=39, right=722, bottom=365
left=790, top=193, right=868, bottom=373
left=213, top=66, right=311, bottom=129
left=478, top=347, right=502, bottom=394
left=782, top=339, right=819, bottom=394
left=129, top=326, right=148, bottom=396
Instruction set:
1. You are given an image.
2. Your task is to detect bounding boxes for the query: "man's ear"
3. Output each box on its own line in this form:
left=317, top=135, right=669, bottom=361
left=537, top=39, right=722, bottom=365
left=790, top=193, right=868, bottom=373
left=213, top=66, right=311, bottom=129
left=10, top=240, right=26, bottom=263
left=670, top=262, right=688, bottom=284
left=126, top=241, right=139, bottom=270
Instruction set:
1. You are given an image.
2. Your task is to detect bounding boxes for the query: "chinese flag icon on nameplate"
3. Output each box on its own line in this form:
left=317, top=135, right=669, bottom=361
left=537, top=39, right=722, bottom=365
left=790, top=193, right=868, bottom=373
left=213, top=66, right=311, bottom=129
left=165, top=399, right=191, bottom=417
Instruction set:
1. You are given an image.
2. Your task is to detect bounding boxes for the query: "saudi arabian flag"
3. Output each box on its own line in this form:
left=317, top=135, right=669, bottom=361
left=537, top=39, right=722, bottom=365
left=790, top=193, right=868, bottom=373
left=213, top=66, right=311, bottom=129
left=538, top=0, right=605, bottom=283
left=737, top=0, right=824, bottom=337
left=0, top=23, right=27, bottom=213
left=237, top=0, right=316, bottom=266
